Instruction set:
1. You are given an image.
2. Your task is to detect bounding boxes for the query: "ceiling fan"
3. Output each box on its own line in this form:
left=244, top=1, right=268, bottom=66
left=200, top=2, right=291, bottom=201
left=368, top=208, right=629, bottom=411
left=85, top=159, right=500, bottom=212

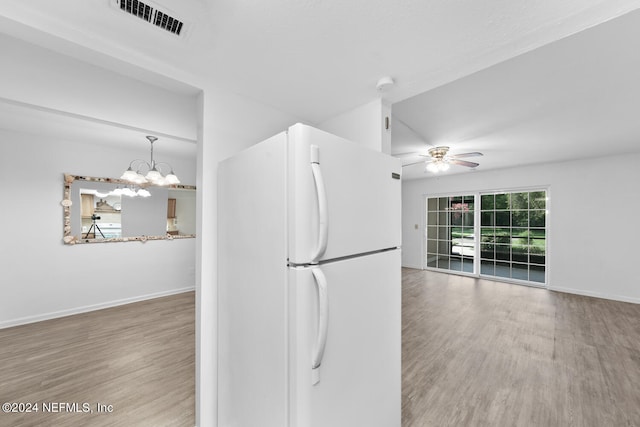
left=400, top=146, right=483, bottom=173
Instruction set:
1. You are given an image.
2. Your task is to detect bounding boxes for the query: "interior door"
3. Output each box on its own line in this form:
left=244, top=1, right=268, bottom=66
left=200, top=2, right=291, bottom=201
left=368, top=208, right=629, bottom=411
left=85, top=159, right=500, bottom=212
left=287, top=124, right=402, bottom=264
left=288, top=249, right=401, bottom=427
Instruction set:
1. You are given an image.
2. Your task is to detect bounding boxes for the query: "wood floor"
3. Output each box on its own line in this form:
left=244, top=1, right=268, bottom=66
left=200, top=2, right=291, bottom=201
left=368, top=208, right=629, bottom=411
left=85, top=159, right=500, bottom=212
left=0, top=292, right=195, bottom=427
left=402, top=268, right=640, bottom=427
left=3, top=273, right=639, bottom=427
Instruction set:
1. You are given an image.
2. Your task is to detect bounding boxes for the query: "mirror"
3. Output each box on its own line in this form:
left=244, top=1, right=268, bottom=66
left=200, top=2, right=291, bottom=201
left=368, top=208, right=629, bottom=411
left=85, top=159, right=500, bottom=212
left=62, top=174, right=196, bottom=244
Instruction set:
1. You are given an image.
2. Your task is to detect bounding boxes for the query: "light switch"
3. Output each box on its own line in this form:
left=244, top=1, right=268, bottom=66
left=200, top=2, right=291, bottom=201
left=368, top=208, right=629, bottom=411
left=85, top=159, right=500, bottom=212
left=414, top=224, right=419, bottom=230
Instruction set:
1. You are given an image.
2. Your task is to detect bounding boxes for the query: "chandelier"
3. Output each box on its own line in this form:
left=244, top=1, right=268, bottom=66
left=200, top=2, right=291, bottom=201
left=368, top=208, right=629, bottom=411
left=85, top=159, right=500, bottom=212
left=120, top=136, right=180, bottom=185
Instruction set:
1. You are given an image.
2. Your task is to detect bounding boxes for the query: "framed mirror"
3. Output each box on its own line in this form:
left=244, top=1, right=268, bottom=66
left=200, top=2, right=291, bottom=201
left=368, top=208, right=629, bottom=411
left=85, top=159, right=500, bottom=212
left=62, top=174, right=196, bottom=244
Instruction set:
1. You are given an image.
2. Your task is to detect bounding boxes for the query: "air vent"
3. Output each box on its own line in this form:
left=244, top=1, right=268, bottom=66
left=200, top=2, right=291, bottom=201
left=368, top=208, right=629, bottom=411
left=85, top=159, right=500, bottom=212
left=153, top=10, right=183, bottom=35
left=114, top=0, right=185, bottom=36
left=119, top=0, right=153, bottom=22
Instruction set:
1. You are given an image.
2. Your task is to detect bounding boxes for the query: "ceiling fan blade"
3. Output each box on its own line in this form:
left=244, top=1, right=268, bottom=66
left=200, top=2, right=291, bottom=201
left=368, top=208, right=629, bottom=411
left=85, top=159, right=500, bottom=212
left=449, top=159, right=479, bottom=168
left=393, top=152, right=432, bottom=158
left=392, top=152, right=421, bottom=157
left=448, top=152, right=483, bottom=159
left=402, top=159, right=433, bottom=167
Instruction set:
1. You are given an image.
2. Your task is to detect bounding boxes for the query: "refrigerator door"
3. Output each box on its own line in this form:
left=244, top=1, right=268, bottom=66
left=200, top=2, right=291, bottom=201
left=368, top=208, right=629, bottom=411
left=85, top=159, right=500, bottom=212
left=288, top=124, right=402, bottom=264
left=289, top=249, right=401, bottom=427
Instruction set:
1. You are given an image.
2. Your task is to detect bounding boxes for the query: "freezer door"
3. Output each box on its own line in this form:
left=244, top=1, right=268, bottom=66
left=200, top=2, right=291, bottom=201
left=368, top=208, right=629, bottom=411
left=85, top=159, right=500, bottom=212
left=289, top=249, right=401, bottom=427
left=288, top=124, right=401, bottom=264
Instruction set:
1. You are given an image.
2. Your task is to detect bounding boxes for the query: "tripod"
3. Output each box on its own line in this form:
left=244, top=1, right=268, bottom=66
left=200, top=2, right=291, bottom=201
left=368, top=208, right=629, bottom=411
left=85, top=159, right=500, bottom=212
left=84, top=218, right=105, bottom=239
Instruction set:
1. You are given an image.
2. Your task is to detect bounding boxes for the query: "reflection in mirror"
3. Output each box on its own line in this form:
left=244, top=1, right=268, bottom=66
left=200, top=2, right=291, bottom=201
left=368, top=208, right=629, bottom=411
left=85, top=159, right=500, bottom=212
left=62, top=174, right=196, bottom=244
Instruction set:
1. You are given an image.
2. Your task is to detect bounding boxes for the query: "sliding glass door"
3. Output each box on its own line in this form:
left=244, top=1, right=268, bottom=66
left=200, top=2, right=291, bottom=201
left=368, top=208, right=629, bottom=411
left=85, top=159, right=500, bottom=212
left=479, top=191, right=546, bottom=283
left=426, top=195, right=475, bottom=273
left=425, top=189, right=547, bottom=285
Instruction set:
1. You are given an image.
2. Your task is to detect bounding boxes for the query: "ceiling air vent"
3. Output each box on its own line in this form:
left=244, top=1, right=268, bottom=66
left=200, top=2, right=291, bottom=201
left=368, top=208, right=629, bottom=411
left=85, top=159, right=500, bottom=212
left=153, top=10, right=183, bottom=35
left=114, top=0, right=185, bottom=37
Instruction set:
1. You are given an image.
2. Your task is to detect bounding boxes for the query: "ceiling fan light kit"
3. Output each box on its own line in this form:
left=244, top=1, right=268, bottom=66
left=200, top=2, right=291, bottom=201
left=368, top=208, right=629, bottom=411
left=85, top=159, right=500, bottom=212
left=426, top=161, right=450, bottom=173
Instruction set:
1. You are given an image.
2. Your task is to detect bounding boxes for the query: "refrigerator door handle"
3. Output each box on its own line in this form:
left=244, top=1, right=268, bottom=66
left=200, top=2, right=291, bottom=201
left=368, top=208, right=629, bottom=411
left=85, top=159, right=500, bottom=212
left=310, top=145, right=328, bottom=262
left=310, top=266, right=329, bottom=385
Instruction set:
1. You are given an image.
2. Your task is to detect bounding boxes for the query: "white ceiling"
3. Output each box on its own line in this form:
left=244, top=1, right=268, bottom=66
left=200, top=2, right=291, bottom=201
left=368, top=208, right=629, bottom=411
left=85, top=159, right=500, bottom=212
left=394, top=8, right=640, bottom=179
left=0, top=0, right=638, bottom=173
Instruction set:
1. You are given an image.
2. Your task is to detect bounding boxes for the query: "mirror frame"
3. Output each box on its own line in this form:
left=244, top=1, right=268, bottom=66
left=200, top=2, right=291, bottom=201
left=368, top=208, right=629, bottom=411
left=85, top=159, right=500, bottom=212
left=62, top=173, right=196, bottom=245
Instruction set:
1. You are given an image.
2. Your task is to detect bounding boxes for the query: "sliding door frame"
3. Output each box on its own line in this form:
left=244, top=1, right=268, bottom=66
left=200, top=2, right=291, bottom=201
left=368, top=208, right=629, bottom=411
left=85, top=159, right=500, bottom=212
left=422, top=186, right=549, bottom=288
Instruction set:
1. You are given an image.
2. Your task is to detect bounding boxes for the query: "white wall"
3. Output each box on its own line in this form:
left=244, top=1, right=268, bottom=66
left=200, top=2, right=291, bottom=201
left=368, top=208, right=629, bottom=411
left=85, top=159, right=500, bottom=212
left=318, top=98, right=392, bottom=153
left=0, top=129, right=197, bottom=328
left=402, top=152, right=640, bottom=303
left=0, top=33, right=197, bottom=140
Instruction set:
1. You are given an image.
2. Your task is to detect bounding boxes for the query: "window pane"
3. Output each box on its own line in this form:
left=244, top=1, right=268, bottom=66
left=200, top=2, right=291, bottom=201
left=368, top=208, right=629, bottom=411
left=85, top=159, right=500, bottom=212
left=529, top=229, right=547, bottom=247
left=495, top=193, right=510, bottom=210
left=464, top=195, right=475, bottom=209
left=463, top=212, right=474, bottom=227
left=530, top=192, right=546, bottom=209
left=512, top=263, right=529, bottom=280
left=438, top=197, right=449, bottom=211
left=462, top=259, right=474, bottom=273
left=427, top=226, right=437, bottom=239
left=438, top=211, right=448, bottom=226
left=427, top=211, right=437, bottom=225
left=512, top=211, right=528, bottom=227
left=481, top=194, right=494, bottom=210
left=530, top=265, right=545, bottom=283
left=511, top=192, right=529, bottom=209
left=451, top=212, right=463, bottom=226
left=495, top=261, right=511, bottom=278
left=450, top=256, right=463, bottom=271
left=511, top=245, right=528, bottom=263
left=438, top=227, right=449, bottom=240
left=427, top=256, right=437, bottom=268
left=496, top=211, right=510, bottom=226
left=427, top=239, right=437, bottom=253
left=438, top=240, right=451, bottom=253
left=427, top=198, right=438, bottom=211
left=437, top=255, right=450, bottom=269
left=530, top=210, right=546, bottom=227
left=511, top=228, right=528, bottom=240
left=495, top=228, right=510, bottom=244
left=480, top=243, right=495, bottom=260
left=481, top=260, right=495, bottom=275
left=530, top=253, right=545, bottom=265
left=495, top=244, right=510, bottom=261
left=481, top=212, right=494, bottom=226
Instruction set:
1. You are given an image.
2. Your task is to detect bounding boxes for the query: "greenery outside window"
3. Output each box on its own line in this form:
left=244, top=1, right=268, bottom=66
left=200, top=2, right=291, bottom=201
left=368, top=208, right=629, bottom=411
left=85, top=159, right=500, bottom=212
left=479, top=190, right=546, bottom=283
left=425, top=189, right=547, bottom=286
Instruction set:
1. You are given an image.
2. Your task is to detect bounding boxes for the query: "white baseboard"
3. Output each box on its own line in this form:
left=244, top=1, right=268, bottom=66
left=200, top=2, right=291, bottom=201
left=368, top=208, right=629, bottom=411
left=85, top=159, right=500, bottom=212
left=549, top=286, right=640, bottom=305
left=402, top=263, right=423, bottom=270
left=0, top=287, right=195, bottom=330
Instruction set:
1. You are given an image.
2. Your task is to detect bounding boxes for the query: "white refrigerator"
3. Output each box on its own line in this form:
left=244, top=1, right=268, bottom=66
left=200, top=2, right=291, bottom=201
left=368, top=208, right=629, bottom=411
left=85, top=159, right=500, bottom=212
left=218, top=123, right=401, bottom=427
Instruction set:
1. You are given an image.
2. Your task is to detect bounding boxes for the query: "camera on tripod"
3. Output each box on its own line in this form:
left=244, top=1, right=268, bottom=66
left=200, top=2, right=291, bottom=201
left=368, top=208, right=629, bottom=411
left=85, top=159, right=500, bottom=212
left=85, top=214, right=105, bottom=239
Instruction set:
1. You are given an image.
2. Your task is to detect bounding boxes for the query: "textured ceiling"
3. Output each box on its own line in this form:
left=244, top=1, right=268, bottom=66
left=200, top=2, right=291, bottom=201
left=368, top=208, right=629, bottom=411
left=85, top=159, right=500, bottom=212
left=0, top=0, right=638, bottom=174
left=0, top=0, right=637, bottom=122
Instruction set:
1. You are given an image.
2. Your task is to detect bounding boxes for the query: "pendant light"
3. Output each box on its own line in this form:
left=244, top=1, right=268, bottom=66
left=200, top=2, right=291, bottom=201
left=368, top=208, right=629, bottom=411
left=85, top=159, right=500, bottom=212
left=121, top=136, right=180, bottom=185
